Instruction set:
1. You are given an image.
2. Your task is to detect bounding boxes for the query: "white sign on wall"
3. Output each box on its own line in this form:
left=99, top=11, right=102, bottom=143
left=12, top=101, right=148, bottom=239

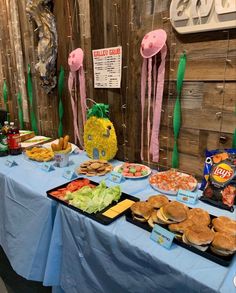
left=170, top=0, right=236, bottom=34
left=92, top=46, right=122, bottom=88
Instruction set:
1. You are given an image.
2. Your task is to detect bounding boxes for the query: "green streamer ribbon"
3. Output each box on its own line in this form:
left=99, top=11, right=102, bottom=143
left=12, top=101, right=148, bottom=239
left=58, top=66, right=65, bottom=137
left=27, top=64, right=38, bottom=135
left=233, top=105, right=236, bottom=149
left=3, top=80, right=10, bottom=122
left=87, top=103, right=109, bottom=119
left=172, top=52, right=187, bottom=168
left=232, top=128, right=236, bottom=149
left=17, top=92, right=24, bottom=129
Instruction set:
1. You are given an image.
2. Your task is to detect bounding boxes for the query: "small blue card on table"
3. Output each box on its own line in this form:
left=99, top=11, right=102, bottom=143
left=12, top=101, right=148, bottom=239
left=150, top=224, right=175, bottom=249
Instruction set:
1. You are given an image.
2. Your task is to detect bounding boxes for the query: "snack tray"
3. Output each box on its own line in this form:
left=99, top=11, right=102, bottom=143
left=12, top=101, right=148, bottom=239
left=125, top=209, right=234, bottom=267
left=149, top=171, right=198, bottom=196
left=113, top=164, right=151, bottom=179
left=47, top=178, right=139, bottom=225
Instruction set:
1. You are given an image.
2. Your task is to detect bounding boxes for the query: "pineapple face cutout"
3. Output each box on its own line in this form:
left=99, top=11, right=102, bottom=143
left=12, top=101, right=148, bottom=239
left=84, top=104, right=118, bottom=161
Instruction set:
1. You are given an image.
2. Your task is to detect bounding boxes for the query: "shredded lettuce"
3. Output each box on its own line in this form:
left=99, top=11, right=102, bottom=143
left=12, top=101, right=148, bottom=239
left=68, top=181, right=121, bottom=213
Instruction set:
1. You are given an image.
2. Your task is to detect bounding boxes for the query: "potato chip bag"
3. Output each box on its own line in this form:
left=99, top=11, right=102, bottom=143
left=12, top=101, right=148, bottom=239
left=200, top=149, right=236, bottom=212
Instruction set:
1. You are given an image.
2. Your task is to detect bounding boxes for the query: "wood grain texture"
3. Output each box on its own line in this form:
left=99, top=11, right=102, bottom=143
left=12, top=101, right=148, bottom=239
left=0, top=0, right=235, bottom=178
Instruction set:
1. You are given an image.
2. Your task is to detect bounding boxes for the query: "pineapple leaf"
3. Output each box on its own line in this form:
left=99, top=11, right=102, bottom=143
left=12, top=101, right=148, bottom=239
left=87, top=103, right=109, bottom=119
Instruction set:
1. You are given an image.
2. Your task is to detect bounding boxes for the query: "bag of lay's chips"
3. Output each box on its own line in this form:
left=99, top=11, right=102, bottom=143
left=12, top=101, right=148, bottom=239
left=200, top=149, right=236, bottom=212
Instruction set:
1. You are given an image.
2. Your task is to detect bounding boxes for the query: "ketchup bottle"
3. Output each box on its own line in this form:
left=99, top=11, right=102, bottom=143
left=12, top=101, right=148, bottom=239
left=7, top=122, right=22, bottom=155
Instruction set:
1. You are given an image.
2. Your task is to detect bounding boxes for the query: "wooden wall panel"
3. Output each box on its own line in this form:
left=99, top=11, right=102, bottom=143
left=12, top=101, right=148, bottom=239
left=0, top=0, right=235, bottom=179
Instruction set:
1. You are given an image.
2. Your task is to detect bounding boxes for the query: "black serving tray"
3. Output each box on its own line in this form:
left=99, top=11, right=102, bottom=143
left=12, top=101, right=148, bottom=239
left=200, top=196, right=234, bottom=212
left=47, top=178, right=139, bottom=225
left=126, top=209, right=234, bottom=267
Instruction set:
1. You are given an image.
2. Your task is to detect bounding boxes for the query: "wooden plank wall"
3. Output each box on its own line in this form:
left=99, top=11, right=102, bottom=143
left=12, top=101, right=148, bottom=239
left=0, top=0, right=235, bottom=178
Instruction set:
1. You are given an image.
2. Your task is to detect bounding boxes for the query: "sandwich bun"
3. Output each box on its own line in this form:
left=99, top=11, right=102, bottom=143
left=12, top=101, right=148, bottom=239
left=148, top=210, right=159, bottom=228
left=162, top=201, right=188, bottom=222
left=168, top=219, right=194, bottom=233
left=155, top=207, right=178, bottom=224
left=130, top=201, right=153, bottom=222
left=212, top=216, right=236, bottom=236
left=147, top=195, right=169, bottom=209
left=184, top=224, right=214, bottom=246
left=210, top=232, right=236, bottom=256
left=187, top=208, right=211, bottom=226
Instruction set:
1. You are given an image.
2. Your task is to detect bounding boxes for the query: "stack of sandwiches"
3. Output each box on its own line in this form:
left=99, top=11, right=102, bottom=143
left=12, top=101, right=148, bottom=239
left=211, top=216, right=236, bottom=256
left=130, top=195, right=236, bottom=257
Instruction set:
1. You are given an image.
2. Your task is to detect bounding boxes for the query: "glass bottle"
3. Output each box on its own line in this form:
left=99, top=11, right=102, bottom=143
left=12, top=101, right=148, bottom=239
left=0, top=124, right=8, bottom=156
left=7, top=122, right=22, bottom=155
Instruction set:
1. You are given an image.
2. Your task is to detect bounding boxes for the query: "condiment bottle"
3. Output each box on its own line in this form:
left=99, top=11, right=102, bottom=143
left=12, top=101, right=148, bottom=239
left=7, top=122, right=22, bottom=155
left=2, top=121, right=10, bottom=134
left=0, top=124, right=8, bottom=156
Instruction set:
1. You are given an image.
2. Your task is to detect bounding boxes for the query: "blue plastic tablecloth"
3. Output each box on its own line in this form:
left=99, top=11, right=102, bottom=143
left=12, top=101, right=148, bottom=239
left=0, top=152, right=236, bottom=293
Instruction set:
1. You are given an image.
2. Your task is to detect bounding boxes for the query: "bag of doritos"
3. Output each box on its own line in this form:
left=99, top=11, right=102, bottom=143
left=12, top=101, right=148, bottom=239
left=200, top=149, right=236, bottom=212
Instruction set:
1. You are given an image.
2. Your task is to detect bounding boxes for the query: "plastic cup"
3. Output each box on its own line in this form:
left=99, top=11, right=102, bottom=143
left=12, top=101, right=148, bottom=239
left=54, top=152, right=69, bottom=167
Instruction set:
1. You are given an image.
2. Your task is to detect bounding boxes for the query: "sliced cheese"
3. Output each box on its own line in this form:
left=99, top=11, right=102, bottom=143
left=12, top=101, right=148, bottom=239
left=103, top=200, right=135, bottom=218
left=102, top=209, right=119, bottom=218
left=116, top=199, right=135, bottom=207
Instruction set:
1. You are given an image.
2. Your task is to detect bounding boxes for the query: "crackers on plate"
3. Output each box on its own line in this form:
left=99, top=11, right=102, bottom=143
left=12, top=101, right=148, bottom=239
left=76, top=159, right=113, bottom=176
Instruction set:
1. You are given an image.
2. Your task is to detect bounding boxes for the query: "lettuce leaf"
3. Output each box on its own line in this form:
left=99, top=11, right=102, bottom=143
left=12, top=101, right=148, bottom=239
left=68, top=181, right=121, bottom=214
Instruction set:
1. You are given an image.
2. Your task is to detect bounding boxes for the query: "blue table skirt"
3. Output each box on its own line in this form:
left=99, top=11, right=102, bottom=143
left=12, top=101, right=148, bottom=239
left=50, top=192, right=236, bottom=293
left=0, top=152, right=236, bottom=292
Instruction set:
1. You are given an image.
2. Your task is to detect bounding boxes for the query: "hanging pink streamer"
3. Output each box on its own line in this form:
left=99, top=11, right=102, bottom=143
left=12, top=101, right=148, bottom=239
left=147, top=58, right=152, bottom=164
left=68, top=72, right=82, bottom=147
left=140, top=29, right=167, bottom=163
left=68, top=48, right=87, bottom=149
left=79, top=67, right=87, bottom=125
left=140, top=59, right=147, bottom=161
left=149, top=44, right=167, bottom=162
left=153, top=55, right=157, bottom=111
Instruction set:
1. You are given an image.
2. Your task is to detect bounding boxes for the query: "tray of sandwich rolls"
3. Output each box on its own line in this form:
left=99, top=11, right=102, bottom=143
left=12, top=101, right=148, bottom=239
left=126, top=194, right=236, bottom=266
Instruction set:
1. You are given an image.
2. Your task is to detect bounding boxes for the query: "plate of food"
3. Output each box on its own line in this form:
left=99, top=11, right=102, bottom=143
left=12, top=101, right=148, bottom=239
left=23, top=145, right=54, bottom=162
left=43, top=135, right=76, bottom=154
left=113, top=163, right=151, bottom=179
left=149, top=169, right=198, bottom=195
left=76, top=159, right=113, bottom=176
left=126, top=197, right=236, bottom=266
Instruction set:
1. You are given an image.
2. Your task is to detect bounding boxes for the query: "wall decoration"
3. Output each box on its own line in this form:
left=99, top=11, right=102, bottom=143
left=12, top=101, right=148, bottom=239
left=140, top=29, right=167, bottom=163
left=27, top=64, right=38, bottom=135
left=92, top=46, right=122, bottom=88
left=68, top=48, right=87, bottom=147
left=3, top=81, right=10, bottom=122
left=170, top=0, right=236, bottom=34
left=58, top=66, right=64, bottom=137
left=17, top=92, right=24, bottom=129
left=26, top=0, right=58, bottom=93
left=84, top=103, right=118, bottom=161
left=172, top=52, right=187, bottom=168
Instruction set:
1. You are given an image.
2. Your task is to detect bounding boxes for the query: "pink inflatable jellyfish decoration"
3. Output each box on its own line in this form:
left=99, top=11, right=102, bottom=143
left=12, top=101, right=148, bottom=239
left=140, top=29, right=167, bottom=163
left=68, top=48, right=87, bottom=148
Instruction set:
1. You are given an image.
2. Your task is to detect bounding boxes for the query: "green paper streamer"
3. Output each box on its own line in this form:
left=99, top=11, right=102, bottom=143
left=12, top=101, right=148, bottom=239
left=232, top=128, right=236, bottom=149
left=172, top=52, right=187, bottom=168
left=17, top=92, right=24, bottom=129
left=58, top=66, right=65, bottom=137
left=87, top=103, right=109, bottom=119
left=3, top=81, right=10, bottom=122
left=27, top=64, right=38, bottom=135
left=233, top=106, right=236, bottom=149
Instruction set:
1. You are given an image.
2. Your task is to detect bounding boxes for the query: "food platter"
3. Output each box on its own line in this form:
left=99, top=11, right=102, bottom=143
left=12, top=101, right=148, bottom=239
left=43, top=139, right=77, bottom=154
left=23, top=145, right=54, bottom=162
left=113, top=163, right=151, bottom=179
left=47, top=178, right=139, bottom=225
left=125, top=203, right=234, bottom=267
left=149, top=170, right=198, bottom=195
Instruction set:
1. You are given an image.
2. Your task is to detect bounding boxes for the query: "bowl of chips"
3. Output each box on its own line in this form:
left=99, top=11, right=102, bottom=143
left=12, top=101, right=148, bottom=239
left=23, top=145, right=54, bottom=162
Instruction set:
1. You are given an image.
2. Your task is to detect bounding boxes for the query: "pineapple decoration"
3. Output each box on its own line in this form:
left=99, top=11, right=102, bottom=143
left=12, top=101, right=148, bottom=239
left=84, top=103, right=118, bottom=161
